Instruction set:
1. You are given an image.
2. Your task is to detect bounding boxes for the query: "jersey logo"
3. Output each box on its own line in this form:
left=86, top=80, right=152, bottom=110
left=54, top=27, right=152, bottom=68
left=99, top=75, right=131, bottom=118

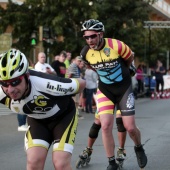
left=33, top=95, right=47, bottom=106
left=126, top=93, right=134, bottom=109
left=23, top=95, right=55, bottom=114
left=103, top=47, right=110, bottom=57
left=46, top=82, right=74, bottom=94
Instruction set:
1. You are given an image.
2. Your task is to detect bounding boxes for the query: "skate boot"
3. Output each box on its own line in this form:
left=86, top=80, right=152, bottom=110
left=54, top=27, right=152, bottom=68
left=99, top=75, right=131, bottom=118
left=116, top=147, right=126, bottom=169
left=116, top=147, right=126, bottom=161
left=106, top=163, right=119, bottom=170
left=76, top=147, right=93, bottom=168
left=134, top=145, right=147, bottom=168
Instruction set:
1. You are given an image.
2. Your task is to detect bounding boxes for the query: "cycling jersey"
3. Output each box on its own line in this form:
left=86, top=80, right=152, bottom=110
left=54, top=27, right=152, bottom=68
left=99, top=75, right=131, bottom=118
left=0, top=69, right=80, bottom=153
left=81, top=38, right=132, bottom=85
left=0, top=69, right=79, bottom=119
left=81, top=38, right=135, bottom=116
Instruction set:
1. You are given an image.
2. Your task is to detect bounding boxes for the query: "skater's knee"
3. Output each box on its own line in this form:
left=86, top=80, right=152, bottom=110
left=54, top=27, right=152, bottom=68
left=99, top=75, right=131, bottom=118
left=116, top=117, right=126, bottom=132
left=89, top=123, right=101, bottom=138
left=126, top=126, right=136, bottom=135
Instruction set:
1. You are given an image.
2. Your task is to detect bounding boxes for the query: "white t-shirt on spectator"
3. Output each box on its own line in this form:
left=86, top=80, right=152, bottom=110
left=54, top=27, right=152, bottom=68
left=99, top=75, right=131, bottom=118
left=34, top=61, right=54, bottom=73
left=85, top=69, right=98, bottom=89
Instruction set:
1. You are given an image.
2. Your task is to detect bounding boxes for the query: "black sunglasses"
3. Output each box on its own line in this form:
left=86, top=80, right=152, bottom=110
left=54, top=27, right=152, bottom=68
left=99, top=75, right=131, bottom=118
left=0, top=75, right=24, bottom=88
left=83, top=34, right=98, bottom=40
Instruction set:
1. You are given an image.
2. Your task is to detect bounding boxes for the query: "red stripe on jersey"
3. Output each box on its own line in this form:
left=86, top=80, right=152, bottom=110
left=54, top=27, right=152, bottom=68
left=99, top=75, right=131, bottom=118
left=117, top=40, right=122, bottom=55
left=124, top=50, right=132, bottom=60
left=121, top=44, right=127, bottom=57
left=108, top=38, right=113, bottom=49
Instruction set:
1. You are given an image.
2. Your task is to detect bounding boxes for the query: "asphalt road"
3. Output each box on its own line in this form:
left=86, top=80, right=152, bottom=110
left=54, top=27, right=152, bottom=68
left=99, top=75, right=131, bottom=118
left=0, top=97, right=170, bottom=170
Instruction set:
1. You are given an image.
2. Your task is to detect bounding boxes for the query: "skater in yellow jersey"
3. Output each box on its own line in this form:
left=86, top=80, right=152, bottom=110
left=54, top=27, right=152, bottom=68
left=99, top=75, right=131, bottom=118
left=80, top=19, right=147, bottom=170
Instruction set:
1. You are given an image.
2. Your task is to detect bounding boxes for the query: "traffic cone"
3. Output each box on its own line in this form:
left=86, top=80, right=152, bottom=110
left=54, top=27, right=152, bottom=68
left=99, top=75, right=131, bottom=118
left=151, top=92, right=155, bottom=99
left=156, top=92, right=160, bottom=99
left=161, top=91, right=166, bottom=99
left=166, top=90, right=170, bottom=99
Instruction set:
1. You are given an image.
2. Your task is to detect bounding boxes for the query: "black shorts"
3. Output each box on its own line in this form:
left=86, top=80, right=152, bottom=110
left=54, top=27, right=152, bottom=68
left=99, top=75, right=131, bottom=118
left=97, top=77, right=135, bottom=116
left=25, top=106, right=78, bottom=153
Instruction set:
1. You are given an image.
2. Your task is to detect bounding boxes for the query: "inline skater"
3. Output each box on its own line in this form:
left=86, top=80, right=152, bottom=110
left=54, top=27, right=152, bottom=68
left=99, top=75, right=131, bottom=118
left=0, top=49, right=86, bottom=170
left=76, top=65, right=136, bottom=169
left=80, top=19, right=147, bottom=170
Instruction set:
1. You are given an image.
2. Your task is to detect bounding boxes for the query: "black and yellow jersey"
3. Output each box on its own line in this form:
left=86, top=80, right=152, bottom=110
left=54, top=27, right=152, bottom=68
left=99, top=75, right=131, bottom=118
left=81, top=38, right=132, bottom=84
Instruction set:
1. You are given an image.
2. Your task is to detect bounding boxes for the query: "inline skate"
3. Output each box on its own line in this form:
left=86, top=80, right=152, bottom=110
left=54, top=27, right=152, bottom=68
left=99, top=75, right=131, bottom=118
left=76, top=147, right=93, bottom=168
left=116, top=147, right=126, bottom=169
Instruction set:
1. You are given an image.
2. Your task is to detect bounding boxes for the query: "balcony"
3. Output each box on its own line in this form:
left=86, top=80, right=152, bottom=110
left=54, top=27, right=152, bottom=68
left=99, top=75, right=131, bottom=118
left=151, top=0, right=170, bottom=20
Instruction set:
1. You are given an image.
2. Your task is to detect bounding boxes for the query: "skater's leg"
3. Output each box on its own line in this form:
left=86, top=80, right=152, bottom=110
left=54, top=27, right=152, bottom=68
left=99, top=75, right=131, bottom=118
left=116, top=112, right=127, bottom=162
left=88, top=118, right=101, bottom=148
left=116, top=111, right=127, bottom=149
left=78, top=116, right=101, bottom=164
left=118, top=84, right=147, bottom=168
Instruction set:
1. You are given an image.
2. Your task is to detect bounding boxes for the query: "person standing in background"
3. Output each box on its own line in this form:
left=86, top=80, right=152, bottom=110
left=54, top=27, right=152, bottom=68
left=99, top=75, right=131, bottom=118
left=67, top=56, right=84, bottom=119
left=51, top=51, right=67, bottom=77
left=17, top=114, right=28, bottom=131
left=34, top=52, right=56, bottom=75
left=136, top=64, right=144, bottom=94
left=78, top=61, right=87, bottom=112
left=154, top=59, right=166, bottom=97
left=64, top=52, right=72, bottom=78
left=84, top=65, right=98, bottom=113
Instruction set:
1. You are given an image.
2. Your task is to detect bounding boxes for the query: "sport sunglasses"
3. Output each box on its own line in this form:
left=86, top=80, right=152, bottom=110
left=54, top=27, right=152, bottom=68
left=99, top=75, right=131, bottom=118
left=83, top=34, right=98, bottom=40
left=0, top=75, right=24, bottom=88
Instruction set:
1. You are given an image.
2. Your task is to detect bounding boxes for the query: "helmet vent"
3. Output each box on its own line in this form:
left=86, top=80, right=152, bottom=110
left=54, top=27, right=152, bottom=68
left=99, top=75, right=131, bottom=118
left=19, top=63, right=24, bottom=72
left=1, top=54, right=7, bottom=67
left=3, top=71, right=6, bottom=77
left=13, top=59, right=17, bottom=66
left=20, top=54, right=23, bottom=60
left=10, top=70, right=14, bottom=76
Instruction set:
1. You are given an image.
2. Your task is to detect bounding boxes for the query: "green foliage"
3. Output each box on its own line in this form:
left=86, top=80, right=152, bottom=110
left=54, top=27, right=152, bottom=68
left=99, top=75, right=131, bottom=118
left=0, top=0, right=168, bottom=64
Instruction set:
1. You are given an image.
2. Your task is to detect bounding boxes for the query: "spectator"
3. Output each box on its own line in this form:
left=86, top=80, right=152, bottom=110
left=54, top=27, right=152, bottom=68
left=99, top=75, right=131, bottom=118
left=67, top=56, right=82, bottom=78
left=54, top=55, right=60, bottom=61
left=154, top=59, right=166, bottom=95
left=51, top=51, right=67, bottom=77
left=64, top=52, right=71, bottom=77
left=67, top=56, right=84, bottom=119
left=34, top=52, right=56, bottom=74
left=84, top=65, right=98, bottom=113
left=136, top=64, right=144, bottom=94
left=17, top=114, right=28, bottom=131
left=78, top=61, right=86, bottom=112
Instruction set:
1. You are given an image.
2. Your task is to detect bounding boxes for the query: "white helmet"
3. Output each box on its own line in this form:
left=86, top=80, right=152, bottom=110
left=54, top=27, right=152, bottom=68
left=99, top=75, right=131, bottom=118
left=81, top=19, right=105, bottom=32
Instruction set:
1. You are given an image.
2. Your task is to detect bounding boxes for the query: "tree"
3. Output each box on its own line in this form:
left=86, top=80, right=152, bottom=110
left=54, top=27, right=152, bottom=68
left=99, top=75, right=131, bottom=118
left=0, top=0, right=159, bottom=63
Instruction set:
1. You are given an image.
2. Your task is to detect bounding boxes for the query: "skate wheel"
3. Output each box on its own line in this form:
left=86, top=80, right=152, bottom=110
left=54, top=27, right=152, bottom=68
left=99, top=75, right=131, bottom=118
left=76, top=159, right=82, bottom=169
left=117, top=160, right=124, bottom=170
left=86, top=157, right=91, bottom=164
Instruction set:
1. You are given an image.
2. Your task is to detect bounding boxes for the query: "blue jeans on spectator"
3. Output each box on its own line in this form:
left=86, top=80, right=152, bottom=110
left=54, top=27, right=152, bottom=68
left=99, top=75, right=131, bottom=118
left=85, top=88, right=95, bottom=113
left=17, top=114, right=27, bottom=126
